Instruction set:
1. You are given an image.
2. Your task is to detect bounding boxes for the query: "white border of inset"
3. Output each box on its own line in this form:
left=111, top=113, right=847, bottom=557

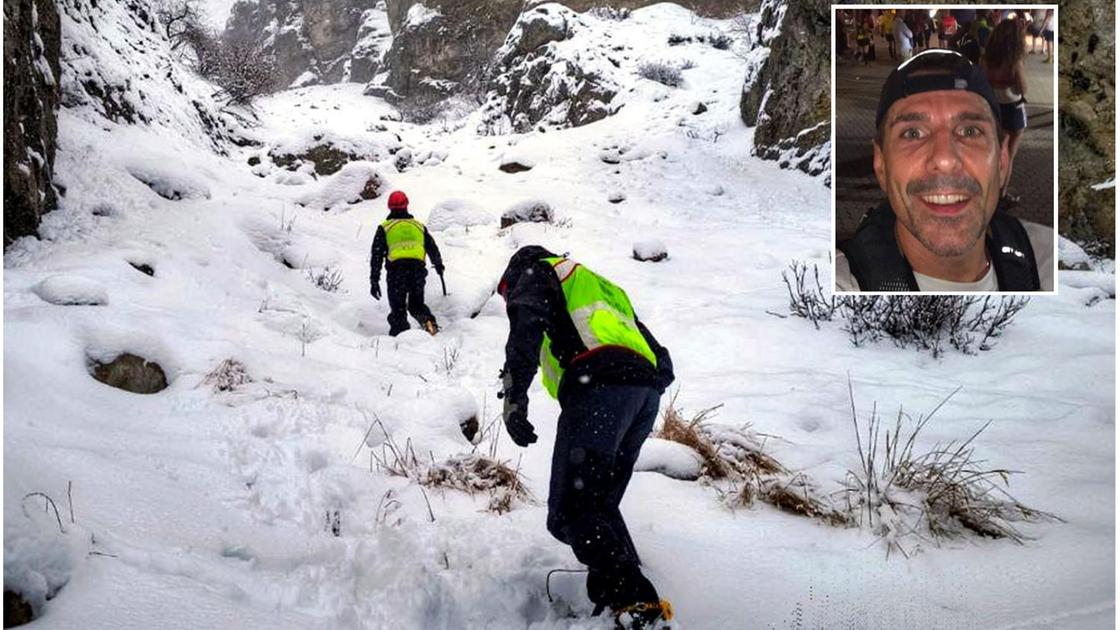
left=830, top=4, right=1059, bottom=296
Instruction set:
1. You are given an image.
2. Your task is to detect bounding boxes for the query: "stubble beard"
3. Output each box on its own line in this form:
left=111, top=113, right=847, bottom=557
left=889, top=170, right=1000, bottom=259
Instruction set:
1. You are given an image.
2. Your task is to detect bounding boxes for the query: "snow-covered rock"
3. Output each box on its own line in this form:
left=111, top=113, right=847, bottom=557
left=296, top=161, right=389, bottom=211
left=265, top=128, right=403, bottom=176
left=32, top=274, right=108, bottom=306
left=481, top=4, right=619, bottom=134
left=500, top=199, right=554, bottom=228
left=426, top=199, right=495, bottom=231
left=635, top=438, right=704, bottom=480
left=1058, top=235, right=1093, bottom=270
left=633, top=239, right=668, bottom=262
left=126, top=164, right=211, bottom=201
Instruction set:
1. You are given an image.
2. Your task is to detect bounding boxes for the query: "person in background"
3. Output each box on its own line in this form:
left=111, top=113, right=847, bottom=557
left=1027, top=8, right=1046, bottom=54
left=369, top=190, right=444, bottom=336
left=893, top=9, right=915, bottom=63
left=1041, top=9, right=1055, bottom=63
left=982, top=18, right=1029, bottom=202
left=879, top=9, right=897, bottom=61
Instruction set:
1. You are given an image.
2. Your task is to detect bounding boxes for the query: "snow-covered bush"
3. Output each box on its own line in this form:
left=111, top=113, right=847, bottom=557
left=637, top=61, right=684, bottom=87
left=4, top=492, right=78, bottom=623
left=841, top=385, right=1060, bottom=556
left=203, top=358, right=253, bottom=392
left=306, top=266, right=345, bottom=293
left=782, top=262, right=1031, bottom=357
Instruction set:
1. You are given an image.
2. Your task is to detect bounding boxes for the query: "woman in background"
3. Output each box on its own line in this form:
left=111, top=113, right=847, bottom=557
left=981, top=18, right=1028, bottom=201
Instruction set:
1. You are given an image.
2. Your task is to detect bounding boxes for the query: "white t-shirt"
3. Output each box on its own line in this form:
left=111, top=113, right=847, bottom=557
left=835, top=219, right=1055, bottom=292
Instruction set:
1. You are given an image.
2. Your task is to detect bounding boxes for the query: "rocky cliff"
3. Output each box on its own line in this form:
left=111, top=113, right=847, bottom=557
left=1057, top=0, right=1115, bottom=255
left=223, top=0, right=391, bottom=87
left=4, top=0, right=62, bottom=247
left=739, top=0, right=830, bottom=179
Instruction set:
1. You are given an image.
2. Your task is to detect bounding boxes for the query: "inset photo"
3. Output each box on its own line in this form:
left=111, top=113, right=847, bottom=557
left=833, top=6, right=1057, bottom=293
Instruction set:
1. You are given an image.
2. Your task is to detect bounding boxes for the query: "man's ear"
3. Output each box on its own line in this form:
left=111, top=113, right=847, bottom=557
left=873, top=141, right=887, bottom=192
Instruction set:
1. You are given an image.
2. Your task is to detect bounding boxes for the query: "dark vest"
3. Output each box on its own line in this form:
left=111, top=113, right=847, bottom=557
left=839, top=202, right=1041, bottom=291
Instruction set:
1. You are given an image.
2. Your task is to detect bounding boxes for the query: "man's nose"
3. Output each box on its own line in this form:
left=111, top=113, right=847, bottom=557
left=926, top=128, right=963, bottom=174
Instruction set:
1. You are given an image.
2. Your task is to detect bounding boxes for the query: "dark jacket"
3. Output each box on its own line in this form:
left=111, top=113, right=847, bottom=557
left=369, top=210, right=443, bottom=285
left=839, top=202, right=1040, bottom=291
left=500, top=246, right=674, bottom=404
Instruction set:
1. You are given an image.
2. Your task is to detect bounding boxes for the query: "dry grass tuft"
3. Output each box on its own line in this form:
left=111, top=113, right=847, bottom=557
left=656, top=393, right=846, bottom=528
left=372, top=422, right=535, bottom=515
left=841, top=379, right=1062, bottom=556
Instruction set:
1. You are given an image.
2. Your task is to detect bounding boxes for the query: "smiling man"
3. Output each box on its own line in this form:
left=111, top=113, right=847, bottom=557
left=837, top=50, right=1053, bottom=292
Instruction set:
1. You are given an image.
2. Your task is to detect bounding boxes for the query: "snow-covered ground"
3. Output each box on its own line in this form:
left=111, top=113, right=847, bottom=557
left=4, top=4, right=1114, bottom=629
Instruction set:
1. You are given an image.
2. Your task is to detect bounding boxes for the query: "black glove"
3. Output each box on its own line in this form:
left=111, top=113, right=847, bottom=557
left=435, top=264, right=445, bottom=276
left=498, top=369, right=536, bottom=447
left=371, top=283, right=381, bottom=300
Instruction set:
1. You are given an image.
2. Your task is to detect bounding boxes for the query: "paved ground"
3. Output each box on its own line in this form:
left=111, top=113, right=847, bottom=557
left=834, top=35, right=1056, bottom=243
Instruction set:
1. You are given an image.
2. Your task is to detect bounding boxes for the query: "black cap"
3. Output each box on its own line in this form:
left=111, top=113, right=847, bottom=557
left=875, top=50, right=1002, bottom=130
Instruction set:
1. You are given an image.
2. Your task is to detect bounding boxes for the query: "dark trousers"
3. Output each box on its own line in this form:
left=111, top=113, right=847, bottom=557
left=547, top=384, right=661, bottom=608
left=386, top=260, right=435, bottom=336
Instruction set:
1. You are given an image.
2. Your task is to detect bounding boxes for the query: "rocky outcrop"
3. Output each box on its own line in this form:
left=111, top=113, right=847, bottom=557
left=1057, top=0, right=1115, bottom=256
left=223, top=0, right=391, bottom=87
left=4, top=0, right=62, bottom=247
left=381, top=0, right=720, bottom=104
left=739, top=0, right=830, bottom=179
left=478, top=3, right=621, bottom=134
left=376, top=0, right=523, bottom=102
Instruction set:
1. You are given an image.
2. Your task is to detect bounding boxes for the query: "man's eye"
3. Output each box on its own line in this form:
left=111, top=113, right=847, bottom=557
left=901, top=127, right=925, bottom=140
left=959, top=125, right=985, bottom=138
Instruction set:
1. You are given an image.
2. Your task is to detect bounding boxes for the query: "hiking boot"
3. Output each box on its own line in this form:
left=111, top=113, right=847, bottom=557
left=614, top=600, right=674, bottom=629
left=423, top=320, right=440, bottom=336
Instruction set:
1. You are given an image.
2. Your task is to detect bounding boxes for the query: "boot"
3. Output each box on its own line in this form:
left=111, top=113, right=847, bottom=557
left=423, top=319, right=440, bottom=336
left=614, top=599, right=674, bottom=629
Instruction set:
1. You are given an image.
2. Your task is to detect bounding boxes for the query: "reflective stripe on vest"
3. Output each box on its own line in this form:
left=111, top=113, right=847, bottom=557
left=538, top=257, right=657, bottom=399
left=382, top=219, right=426, bottom=261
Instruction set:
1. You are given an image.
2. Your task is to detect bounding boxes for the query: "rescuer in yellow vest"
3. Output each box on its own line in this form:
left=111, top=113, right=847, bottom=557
left=369, top=190, right=444, bottom=336
left=497, top=245, right=675, bottom=628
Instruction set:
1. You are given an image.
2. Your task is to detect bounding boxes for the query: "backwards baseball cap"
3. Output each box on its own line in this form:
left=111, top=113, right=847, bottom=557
left=875, top=50, right=1002, bottom=131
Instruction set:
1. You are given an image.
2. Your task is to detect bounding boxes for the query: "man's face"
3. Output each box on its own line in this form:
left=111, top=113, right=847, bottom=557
left=874, top=90, right=1009, bottom=259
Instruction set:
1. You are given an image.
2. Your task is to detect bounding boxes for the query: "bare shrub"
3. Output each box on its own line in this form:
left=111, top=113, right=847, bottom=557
left=396, top=92, right=448, bottom=125
left=156, top=0, right=203, bottom=49
left=780, top=261, right=1031, bottom=357
left=158, top=4, right=279, bottom=106
left=306, top=266, right=344, bottom=293
left=203, top=358, right=253, bottom=392
left=637, top=61, right=684, bottom=88
left=840, top=380, right=1062, bottom=557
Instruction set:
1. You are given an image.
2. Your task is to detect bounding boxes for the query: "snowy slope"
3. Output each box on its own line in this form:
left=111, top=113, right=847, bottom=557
left=4, top=4, right=1115, bottom=629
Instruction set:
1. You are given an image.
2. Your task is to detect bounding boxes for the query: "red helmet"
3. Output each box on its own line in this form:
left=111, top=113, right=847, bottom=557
left=387, top=190, right=409, bottom=210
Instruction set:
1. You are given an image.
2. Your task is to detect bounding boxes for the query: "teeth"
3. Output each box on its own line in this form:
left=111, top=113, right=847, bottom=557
left=922, top=194, right=968, bottom=204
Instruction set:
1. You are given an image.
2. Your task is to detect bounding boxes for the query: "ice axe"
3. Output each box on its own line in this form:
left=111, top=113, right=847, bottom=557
left=437, top=269, right=448, bottom=296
